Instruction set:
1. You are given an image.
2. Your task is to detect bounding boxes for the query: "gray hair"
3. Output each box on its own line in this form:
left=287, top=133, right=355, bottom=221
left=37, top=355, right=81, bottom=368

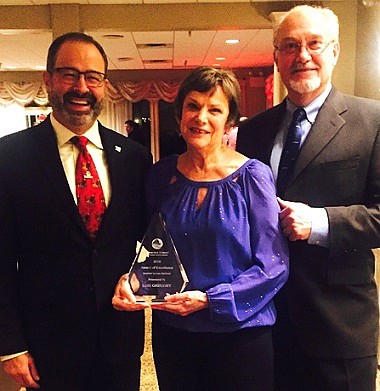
left=273, top=5, right=339, bottom=46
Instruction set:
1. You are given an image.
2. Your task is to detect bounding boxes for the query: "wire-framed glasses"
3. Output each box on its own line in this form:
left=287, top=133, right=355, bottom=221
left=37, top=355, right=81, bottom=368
left=275, top=40, right=335, bottom=55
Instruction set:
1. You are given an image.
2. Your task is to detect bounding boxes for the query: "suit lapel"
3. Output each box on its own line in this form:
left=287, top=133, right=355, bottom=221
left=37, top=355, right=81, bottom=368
left=98, top=126, right=127, bottom=230
left=99, top=125, right=119, bottom=173
left=30, top=118, right=88, bottom=234
left=250, top=101, right=286, bottom=165
left=291, top=88, right=348, bottom=185
left=99, top=125, right=122, bottom=206
left=261, top=102, right=286, bottom=164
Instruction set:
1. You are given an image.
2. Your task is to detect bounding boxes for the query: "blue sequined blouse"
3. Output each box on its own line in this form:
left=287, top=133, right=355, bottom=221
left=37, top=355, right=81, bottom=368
left=145, top=155, right=289, bottom=333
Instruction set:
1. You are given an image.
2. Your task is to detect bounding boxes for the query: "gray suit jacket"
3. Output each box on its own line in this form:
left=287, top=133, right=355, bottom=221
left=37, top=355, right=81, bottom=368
left=237, top=87, right=380, bottom=358
left=0, top=116, right=152, bottom=374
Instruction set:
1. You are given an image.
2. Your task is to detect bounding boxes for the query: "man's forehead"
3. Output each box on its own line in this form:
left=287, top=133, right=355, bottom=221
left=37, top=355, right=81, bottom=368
left=277, top=13, right=330, bottom=40
left=54, top=41, right=105, bottom=71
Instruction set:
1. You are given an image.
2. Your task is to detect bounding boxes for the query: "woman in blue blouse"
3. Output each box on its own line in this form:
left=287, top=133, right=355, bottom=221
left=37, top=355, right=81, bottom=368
left=113, top=66, right=289, bottom=390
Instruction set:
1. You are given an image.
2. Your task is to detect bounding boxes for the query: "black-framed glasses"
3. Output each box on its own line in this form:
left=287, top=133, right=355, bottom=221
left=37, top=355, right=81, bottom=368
left=275, top=40, right=335, bottom=55
left=53, top=67, right=106, bottom=87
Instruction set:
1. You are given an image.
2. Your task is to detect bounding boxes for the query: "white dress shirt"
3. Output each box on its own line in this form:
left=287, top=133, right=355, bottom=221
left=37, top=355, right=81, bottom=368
left=270, top=85, right=332, bottom=248
left=51, top=114, right=112, bottom=206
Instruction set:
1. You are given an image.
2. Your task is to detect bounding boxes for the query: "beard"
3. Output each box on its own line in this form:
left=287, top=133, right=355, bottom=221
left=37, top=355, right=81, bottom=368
left=289, top=76, right=321, bottom=94
left=48, top=90, right=103, bottom=128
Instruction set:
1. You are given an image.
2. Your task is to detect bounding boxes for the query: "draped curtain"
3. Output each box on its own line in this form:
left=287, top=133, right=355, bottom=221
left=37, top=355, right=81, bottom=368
left=0, top=80, right=179, bottom=129
left=0, top=79, right=180, bottom=108
left=107, top=80, right=180, bottom=103
left=0, top=81, right=48, bottom=106
left=0, top=77, right=273, bottom=149
left=0, top=77, right=273, bottom=112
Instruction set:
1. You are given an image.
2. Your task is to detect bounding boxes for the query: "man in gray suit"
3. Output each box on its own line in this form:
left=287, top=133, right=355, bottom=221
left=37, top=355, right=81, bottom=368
left=0, top=32, right=151, bottom=390
left=237, top=5, right=380, bottom=391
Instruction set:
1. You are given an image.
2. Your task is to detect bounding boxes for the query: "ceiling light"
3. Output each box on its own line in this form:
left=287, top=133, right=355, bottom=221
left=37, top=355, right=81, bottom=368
left=215, top=57, right=226, bottom=61
left=225, top=39, right=239, bottom=45
left=137, top=43, right=173, bottom=49
left=142, top=59, right=172, bottom=64
left=102, top=34, right=124, bottom=39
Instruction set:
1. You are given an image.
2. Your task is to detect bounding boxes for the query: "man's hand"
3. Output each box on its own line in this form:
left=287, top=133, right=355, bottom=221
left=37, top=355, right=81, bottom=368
left=2, top=352, right=40, bottom=388
left=278, top=197, right=312, bottom=241
left=150, top=291, right=208, bottom=316
left=112, top=273, right=150, bottom=311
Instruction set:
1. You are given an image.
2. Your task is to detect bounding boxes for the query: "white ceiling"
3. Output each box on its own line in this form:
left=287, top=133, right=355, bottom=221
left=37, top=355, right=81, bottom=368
left=0, top=28, right=274, bottom=72
left=0, top=0, right=341, bottom=71
left=0, top=0, right=278, bottom=72
left=95, top=29, right=274, bottom=70
left=0, top=0, right=289, bottom=4
left=0, top=0, right=339, bottom=72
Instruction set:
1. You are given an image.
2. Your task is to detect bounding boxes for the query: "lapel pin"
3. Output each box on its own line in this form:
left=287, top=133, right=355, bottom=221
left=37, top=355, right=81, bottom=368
left=115, top=145, right=122, bottom=153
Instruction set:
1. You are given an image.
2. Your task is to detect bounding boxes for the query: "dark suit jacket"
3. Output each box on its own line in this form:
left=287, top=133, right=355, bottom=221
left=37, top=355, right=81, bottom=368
left=236, top=87, right=380, bottom=359
left=0, top=117, right=152, bottom=375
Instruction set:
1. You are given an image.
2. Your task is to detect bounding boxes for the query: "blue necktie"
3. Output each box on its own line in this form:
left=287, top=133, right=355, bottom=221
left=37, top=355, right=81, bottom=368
left=277, top=108, right=306, bottom=196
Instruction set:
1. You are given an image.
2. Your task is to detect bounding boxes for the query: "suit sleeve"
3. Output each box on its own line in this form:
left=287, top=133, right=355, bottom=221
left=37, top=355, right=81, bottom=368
left=327, top=114, right=380, bottom=251
left=0, top=172, right=28, bottom=355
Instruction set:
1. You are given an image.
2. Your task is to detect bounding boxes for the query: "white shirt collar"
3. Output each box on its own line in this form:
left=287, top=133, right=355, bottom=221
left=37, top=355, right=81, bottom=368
left=286, top=83, right=332, bottom=124
left=50, top=114, right=103, bottom=149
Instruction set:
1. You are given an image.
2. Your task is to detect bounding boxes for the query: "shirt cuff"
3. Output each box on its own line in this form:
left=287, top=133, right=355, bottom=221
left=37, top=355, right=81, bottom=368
left=308, top=207, right=329, bottom=248
left=0, top=351, right=28, bottom=361
left=207, top=284, right=236, bottom=323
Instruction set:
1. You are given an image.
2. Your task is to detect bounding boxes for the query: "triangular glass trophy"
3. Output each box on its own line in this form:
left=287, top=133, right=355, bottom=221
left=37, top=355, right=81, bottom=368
left=128, top=212, right=189, bottom=302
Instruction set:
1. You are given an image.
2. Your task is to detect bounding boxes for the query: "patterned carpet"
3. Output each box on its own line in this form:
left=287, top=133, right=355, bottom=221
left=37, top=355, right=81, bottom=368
left=140, top=308, right=159, bottom=391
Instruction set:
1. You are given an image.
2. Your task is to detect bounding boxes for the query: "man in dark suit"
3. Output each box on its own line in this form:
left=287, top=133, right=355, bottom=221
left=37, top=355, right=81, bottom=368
left=125, top=119, right=150, bottom=148
left=0, top=32, right=151, bottom=390
left=237, top=5, right=380, bottom=391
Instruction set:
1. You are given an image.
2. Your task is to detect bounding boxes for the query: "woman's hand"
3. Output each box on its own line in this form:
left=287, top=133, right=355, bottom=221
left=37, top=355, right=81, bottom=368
left=112, top=273, right=150, bottom=311
left=150, top=290, right=208, bottom=316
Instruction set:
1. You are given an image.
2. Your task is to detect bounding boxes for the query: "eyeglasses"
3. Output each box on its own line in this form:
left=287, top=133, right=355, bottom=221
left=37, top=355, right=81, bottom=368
left=53, top=67, right=106, bottom=87
left=275, top=40, right=335, bottom=55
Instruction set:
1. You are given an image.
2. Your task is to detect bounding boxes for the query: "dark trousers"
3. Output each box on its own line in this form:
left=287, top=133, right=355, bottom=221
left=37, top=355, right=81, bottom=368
left=27, top=343, right=141, bottom=391
left=273, top=323, right=377, bottom=391
left=152, top=315, right=274, bottom=391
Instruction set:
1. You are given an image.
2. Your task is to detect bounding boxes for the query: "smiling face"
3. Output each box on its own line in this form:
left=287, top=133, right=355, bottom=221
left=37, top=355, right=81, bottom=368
left=43, top=40, right=107, bottom=135
left=274, top=8, right=340, bottom=106
left=179, top=86, right=230, bottom=152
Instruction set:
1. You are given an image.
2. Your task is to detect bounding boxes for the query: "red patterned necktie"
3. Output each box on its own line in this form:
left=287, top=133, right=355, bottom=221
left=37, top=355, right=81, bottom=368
left=72, top=136, right=106, bottom=240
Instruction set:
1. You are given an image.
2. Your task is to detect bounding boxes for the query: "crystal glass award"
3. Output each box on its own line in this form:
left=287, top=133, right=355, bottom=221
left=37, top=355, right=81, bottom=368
left=128, top=212, right=188, bottom=302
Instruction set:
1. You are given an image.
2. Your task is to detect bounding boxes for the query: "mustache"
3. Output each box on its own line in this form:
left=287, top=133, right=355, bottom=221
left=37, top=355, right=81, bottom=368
left=291, top=64, right=317, bottom=72
left=63, top=91, right=96, bottom=104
